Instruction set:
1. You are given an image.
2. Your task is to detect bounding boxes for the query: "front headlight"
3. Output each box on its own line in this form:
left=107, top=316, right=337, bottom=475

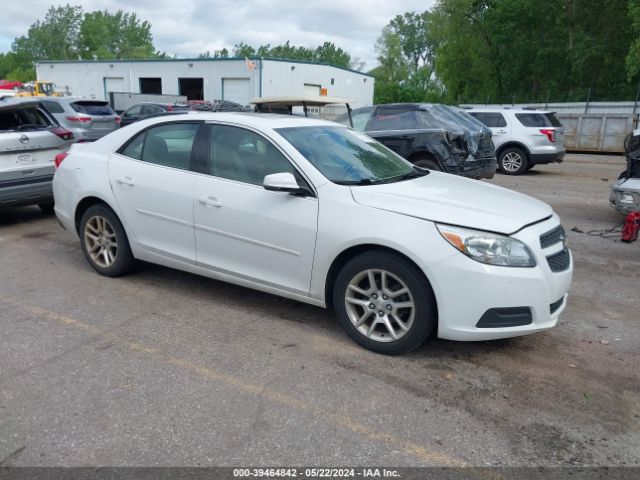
left=436, top=224, right=536, bottom=267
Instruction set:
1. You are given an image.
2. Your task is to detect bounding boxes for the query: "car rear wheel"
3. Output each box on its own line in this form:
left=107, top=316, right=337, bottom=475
left=498, top=147, right=528, bottom=175
left=412, top=154, right=441, bottom=171
left=333, top=251, right=436, bottom=355
left=79, top=204, right=134, bottom=277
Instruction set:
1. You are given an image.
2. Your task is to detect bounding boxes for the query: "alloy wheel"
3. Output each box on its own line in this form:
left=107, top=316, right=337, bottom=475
left=83, top=215, right=118, bottom=268
left=502, top=152, right=523, bottom=172
left=344, top=269, right=415, bottom=342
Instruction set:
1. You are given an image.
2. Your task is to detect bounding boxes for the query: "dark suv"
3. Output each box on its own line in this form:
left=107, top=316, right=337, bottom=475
left=337, top=103, right=497, bottom=179
left=120, top=102, right=191, bottom=127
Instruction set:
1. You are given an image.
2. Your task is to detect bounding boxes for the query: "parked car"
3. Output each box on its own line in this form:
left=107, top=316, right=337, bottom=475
left=39, top=97, right=120, bottom=142
left=336, top=103, right=497, bottom=179
left=466, top=107, right=566, bottom=175
left=120, top=102, right=191, bottom=127
left=53, top=113, right=572, bottom=355
left=0, top=100, right=73, bottom=211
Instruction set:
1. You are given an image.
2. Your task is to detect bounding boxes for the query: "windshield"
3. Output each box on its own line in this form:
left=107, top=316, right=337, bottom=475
left=276, top=125, right=425, bottom=185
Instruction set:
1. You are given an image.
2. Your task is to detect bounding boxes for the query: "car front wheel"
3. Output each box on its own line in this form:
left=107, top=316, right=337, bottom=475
left=79, top=204, right=134, bottom=277
left=498, top=147, right=528, bottom=175
left=333, top=251, right=436, bottom=355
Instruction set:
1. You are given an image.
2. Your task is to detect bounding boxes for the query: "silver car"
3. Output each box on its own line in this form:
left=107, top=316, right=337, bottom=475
left=40, top=97, right=120, bottom=142
left=0, top=101, right=74, bottom=211
left=467, top=108, right=566, bottom=175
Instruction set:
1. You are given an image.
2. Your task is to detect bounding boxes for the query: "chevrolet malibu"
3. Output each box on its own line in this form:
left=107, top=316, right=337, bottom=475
left=53, top=113, right=572, bottom=354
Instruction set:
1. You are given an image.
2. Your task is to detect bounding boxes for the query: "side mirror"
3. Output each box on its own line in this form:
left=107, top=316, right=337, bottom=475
left=263, top=172, right=310, bottom=196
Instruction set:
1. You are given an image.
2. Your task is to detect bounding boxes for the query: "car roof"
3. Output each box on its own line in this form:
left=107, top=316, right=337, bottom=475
left=135, top=111, right=341, bottom=129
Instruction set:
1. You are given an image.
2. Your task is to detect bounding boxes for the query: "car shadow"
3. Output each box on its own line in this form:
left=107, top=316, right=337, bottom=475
left=129, top=261, right=527, bottom=359
left=0, top=206, right=54, bottom=227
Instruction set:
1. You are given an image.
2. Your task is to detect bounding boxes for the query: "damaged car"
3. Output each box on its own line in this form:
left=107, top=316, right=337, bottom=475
left=336, top=103, right=497, bottom=179
left=610, top=130, right=640, bottom=215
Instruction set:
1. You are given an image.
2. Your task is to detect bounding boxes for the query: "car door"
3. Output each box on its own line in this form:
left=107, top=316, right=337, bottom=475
left=193, top=123, right=318, bottom=294
left=470, top=112, right=510, bottom=149
left=108, top=121, right=204, bottom=263
left=365, top=107, right=417, bottom=157
left=121, top=104, right=143, bottom=126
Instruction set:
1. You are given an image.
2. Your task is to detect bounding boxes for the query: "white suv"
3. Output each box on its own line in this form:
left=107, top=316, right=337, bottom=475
left=467, top=108, right=565, bottom=175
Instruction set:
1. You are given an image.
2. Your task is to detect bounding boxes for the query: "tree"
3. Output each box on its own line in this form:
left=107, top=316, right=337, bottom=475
left=78, top=10, right=157, bottom=60
left=233, top=41, right=352, bottom=68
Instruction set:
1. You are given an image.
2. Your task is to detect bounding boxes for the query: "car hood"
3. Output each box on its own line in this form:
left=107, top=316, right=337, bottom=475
left=350, top=172, right=553, bottom=234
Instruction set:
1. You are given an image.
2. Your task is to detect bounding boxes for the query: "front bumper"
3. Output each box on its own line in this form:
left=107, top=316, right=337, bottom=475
left=610, top=177, right=640, bottom=215
left=429, top=215, right=572, bottom=341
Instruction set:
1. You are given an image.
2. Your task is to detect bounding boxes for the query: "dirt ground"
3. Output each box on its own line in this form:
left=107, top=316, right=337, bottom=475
left=0, top=153, right=638, bottom=467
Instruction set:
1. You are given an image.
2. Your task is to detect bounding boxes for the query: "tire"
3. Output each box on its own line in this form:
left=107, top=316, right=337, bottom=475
left=411, top=154, right=442, bottom=171
left=38, top=202, right=55, bottom=213
left=526, top=164, right=535, bottom=171
left=333, top=251, right=436, bottom=355
left=79, top=204, right=134, bottom=277
left=498, top=147, right=528, bottom=175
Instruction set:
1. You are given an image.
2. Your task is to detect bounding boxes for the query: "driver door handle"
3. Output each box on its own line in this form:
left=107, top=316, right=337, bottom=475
left=116, top=177, right=135, bottom=187
left=199, top=196, right=222, bottom=208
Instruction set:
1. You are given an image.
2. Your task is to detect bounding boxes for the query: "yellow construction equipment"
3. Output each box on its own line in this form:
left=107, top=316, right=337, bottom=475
left=16, top=81, right=63, bottom=97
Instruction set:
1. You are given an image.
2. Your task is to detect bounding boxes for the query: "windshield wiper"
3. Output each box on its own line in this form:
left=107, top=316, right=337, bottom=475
left=378, top=168, right=429, bottom=184
left=333, top=178, right=374, bottom=186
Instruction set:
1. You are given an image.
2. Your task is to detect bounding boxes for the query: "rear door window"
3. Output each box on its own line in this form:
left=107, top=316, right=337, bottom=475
left=469, top=112, right=507, bottom=128
left=140, top=123, right=200, bottom=170
left=515, top=113, right=556, bottom=127
left=124, top=105, right=142, bottom=117
left=366, top=109, right=419, bottom=131
left=72, top=101, right=116, bottom=116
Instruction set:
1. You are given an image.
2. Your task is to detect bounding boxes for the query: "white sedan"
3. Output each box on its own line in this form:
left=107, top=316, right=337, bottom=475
left=53, top=113, right=572, bottom=354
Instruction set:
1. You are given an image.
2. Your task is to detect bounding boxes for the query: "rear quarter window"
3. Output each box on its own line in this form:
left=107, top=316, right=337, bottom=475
left=72, top=101, right=116, bottom=116
left=41, top=100, right=66, bottom=114
left=515, top=113, right=555, bottom=127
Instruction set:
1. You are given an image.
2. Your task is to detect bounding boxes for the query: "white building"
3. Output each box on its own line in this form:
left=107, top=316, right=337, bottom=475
left=35, top=57, right=374, bottom=107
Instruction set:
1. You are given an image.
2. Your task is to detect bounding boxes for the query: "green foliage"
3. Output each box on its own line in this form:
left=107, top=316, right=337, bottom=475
left=232, top=41, right=355, bottom=69
left=2, top=4, right=163, bottom=82
left=78, top=10, right=156, bottom=60
left=430, top=0, right=635, bottom=103
left=372, top=12, right=441, bottom=104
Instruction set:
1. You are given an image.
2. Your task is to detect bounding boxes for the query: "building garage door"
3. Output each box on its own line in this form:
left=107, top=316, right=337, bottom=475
left=222, top=78, right=251, bottom=106
left=304, top=84, right=321, bottom=96
left=103, top=77, right=125, bottom=99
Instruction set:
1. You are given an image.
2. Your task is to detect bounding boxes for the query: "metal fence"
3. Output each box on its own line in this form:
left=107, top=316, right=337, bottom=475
left=462, top=102, right=638, bottom=153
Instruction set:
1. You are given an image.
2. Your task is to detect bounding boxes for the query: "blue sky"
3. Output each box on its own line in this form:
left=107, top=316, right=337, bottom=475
left=0, top=0, right=436, bottom=69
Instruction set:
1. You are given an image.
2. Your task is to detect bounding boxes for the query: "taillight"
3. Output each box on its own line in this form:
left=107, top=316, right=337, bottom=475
left=115, top=116, right=121, bottom=124
left=65, top=116, right=92, bottom=123
left=51, top=127, right=74, bottom=141
left=166, top=105, right=173, bottom=111
left=54, top=152, right=69, bottom=169
left=540, top=129, right=556, bottom=142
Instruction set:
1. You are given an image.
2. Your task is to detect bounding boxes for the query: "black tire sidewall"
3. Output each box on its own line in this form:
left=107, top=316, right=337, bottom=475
left=413, top=156, right=441, bottom=171
left=38, top=202, right=55, bottom=213
left=79, top=205, right=134, bottom=277
left=498, top=147, right=528, bottom=175
left=333, top=251, right=436, bottom=355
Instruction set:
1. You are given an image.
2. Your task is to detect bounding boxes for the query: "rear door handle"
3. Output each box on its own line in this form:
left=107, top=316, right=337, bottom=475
left=199, top=196, right=222, bottom=208
left=116, top=177, right=135, bottom=187
left=495, top=130, right=507, bottom=134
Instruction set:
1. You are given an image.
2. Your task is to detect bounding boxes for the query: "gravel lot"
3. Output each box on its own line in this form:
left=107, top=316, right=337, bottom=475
left=0, top=153, right=638, bottom=467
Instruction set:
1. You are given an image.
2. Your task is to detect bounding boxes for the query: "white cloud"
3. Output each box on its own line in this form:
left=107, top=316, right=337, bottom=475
left=0, top=0, right=436, bottom=68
